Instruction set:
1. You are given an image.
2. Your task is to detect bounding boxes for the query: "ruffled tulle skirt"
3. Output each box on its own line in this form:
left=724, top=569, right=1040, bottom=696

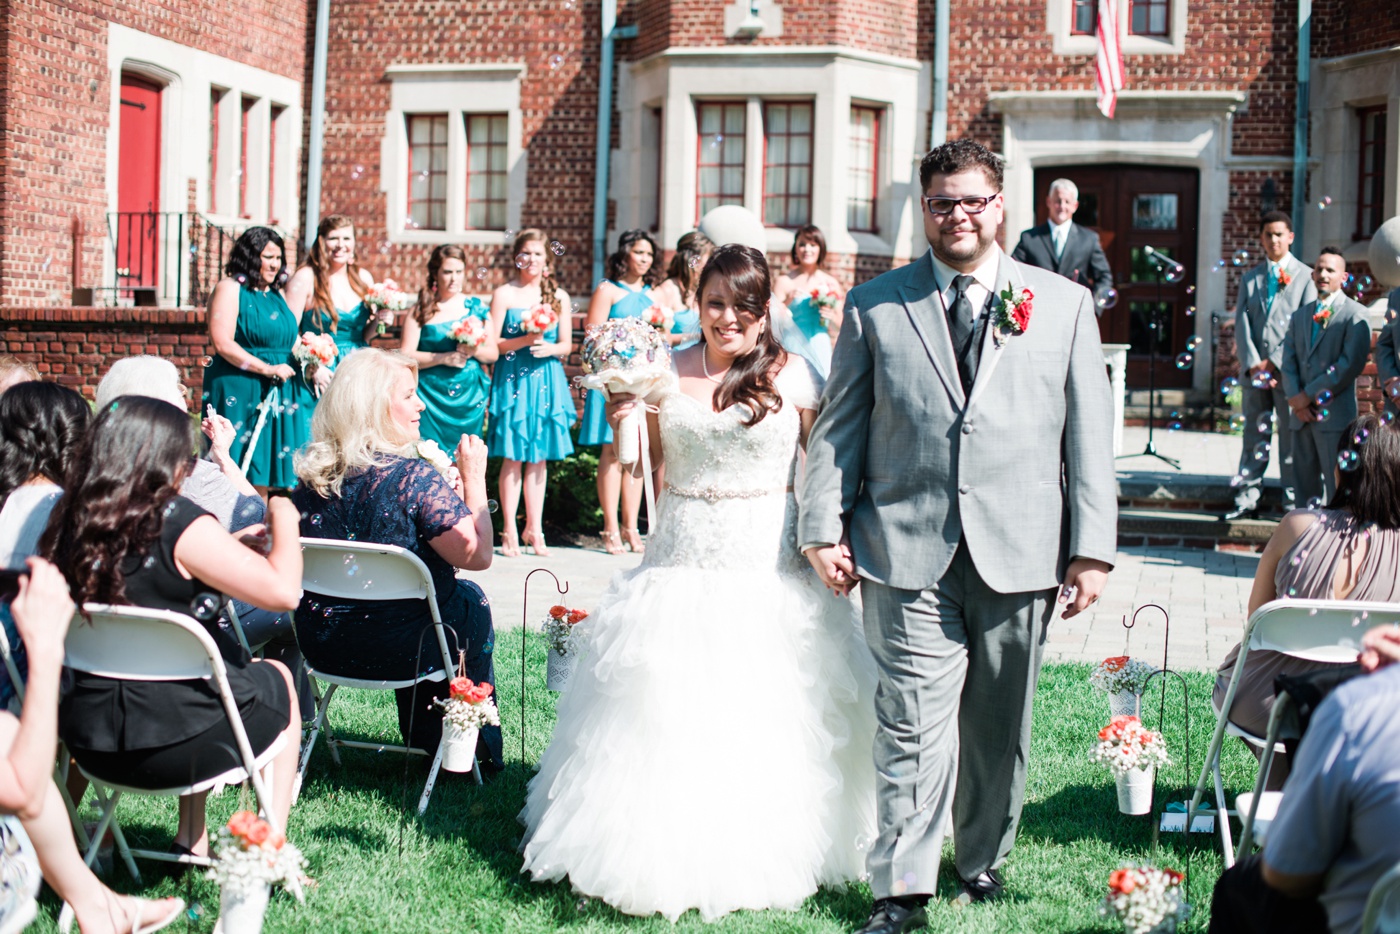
left=519, top=556, right=877, bottom=921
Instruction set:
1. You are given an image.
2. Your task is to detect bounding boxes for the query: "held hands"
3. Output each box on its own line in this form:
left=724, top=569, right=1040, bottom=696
left=528, top=338, right=558, bottom=359
left=1058, top=557, right=1111, bottom=619
left=1287, top=392, right=1317, bottom=423
left=804, top=541, right=858, bottom=598
left=1249, top=362, right=1278, bottom=390
left=9, top=557, right=74, bottom=668
left=441, top=349, right=470, bottom=368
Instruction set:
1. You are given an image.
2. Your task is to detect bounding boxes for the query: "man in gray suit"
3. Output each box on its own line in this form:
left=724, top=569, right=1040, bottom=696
left=799, top=139, right=1117, bottom=934
left=1226, top=211, right=1316, bottom=519
left=1010, top=178, right=1114, bottom=308
left=1281, top=248, right=1373, bottom=506
left=1372, top=285, right=1400, bottom=418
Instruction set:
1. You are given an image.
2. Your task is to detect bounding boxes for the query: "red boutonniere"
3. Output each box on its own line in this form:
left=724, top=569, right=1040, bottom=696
left=1276, top=268, right=1292, bottom=288
left=1312, top=304, right=1331, bottom=328
left=994, top=283, right=1033, bottom=346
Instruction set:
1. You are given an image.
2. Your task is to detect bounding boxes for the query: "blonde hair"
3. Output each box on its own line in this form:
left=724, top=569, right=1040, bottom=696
left=96, top=355, right=187, bottom=411
left=295, top=348, right=420, bottom=498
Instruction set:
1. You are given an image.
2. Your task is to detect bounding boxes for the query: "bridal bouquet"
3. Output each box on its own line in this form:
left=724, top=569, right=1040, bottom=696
left=207, top=810, right=307, bottom=901
left=521, top=303, right=558, bottom=335
left=292, top=332, right=338, bottom=394
left=1089, top=657, right=1158, bottom=696
left=364, top=279, right=417, bottom=335
left=1099, top=863, right=1189, bottom=934
left=450, top=315, right=488, bottom=350
left=543, top=605, right=589, bottom=657
left=1091, top=715, right=1171, bottom=777
left=579, top=316, right=675, bottom=465
left=644, top=304, right=674, bottom=332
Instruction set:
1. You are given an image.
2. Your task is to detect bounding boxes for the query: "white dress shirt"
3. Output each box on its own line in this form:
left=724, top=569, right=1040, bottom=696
left=929, top=248, right=1002, bottom=321
left=1050, top=218, right=1072, bottom=259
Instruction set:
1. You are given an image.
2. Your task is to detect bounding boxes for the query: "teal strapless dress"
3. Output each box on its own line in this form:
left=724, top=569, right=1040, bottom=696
left=671, top=306, right=700, bottom=351
left=417, top=297, right=492, bottom=450
left=200, top=286, right=307, bottom=488
left=303, top=302, right=372, bottom=362
left=578, top=283, right=655, bottom=445
left=487, top=307, right=576, bottom=462
left=787, top=295, right=833, bottom=377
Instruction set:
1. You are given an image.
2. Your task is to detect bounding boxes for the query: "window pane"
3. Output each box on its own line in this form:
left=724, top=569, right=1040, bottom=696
left=698, top=166, right=719, bottom=195
left=791, top=135, right=811, bottom=166
left=428, top=202, right=445, bottom=231
left=467, top=201, right=486, bottom=229
left=489, top=174, right=506, bottom=201
left=723, top=106, right=746, bottom=135
left=788, top=197, right=810, bottom=227
left=763, top=201, right=783, bottom=225
left=1132, top=194, right=1178, bottom=230
left=1150, top=5, right=1167, bottom=33
left=768, top=104, right=788, bottom=134
left=1131, top=6, right=1147, bottom=33
left=699, top=106, right=720, bottom=136
left=790, top=167, right=811, bottom=195
left=469, top=173, right=487, bottom=201
left=849, top=201, right=871, bottom=231
left=768, top=135, right=787, bottom=165
left=489, top=146, right=507, bottom=172
left=722, top=167, right=744, bottom=195
left=790, top=104, right=812, bottom=133
left=699, top=195, right=718, bottom=216
left=765, top=166, right=784, bottom=195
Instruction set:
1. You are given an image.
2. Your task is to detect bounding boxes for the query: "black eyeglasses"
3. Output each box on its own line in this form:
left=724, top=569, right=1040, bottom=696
left=923, top=193, right=1001, bottom=216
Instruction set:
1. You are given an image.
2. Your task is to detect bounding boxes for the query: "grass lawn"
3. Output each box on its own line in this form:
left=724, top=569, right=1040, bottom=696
left=33, top=636, right=1259, bottom=933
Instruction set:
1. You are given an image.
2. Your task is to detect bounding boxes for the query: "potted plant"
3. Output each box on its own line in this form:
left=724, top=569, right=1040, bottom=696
left=543, top=605, right=589, bottom=691
left=1099, top=863, right=1190, bottom=933
left=208, top=810, right=306, bottom=934
left=1091, top=715, right=1171, bottom=815
left=1089, top=656, right=1159, bottom=717
left=434, top=674, right=500, bottom=773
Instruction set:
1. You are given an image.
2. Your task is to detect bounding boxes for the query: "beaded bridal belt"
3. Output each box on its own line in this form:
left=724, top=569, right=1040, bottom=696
left=663, top=483, right=791, bottom=503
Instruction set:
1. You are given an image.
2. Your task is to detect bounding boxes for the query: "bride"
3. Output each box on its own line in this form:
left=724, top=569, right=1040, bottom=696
left=519, top=244, right=876, bottom=921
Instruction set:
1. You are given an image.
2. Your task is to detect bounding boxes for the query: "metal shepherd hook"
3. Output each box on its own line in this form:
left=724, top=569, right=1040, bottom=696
left=521, top=568, right=568, bottom=765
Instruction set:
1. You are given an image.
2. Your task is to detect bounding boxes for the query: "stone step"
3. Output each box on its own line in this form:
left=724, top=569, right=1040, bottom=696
left=1117, top=508, right=1275, bottom=551
left=1118, top=473, right=1287, bottom=512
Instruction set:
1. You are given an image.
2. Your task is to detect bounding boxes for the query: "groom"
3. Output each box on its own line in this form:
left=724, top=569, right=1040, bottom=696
left=800, top=139, right=1117, bottom=933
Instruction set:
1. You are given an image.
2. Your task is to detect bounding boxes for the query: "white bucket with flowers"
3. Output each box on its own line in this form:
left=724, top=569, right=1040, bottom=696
left=434, top=666, right=501, bottom=773
left=1099, top=863, right=1190, bottom=933
left=1089, top=656, right=1159, bottom=718
left=543, top=605, right=589, bottom=691
left=208, top=810, right=306, bottom=934
left=1091, top=715, right=1171, bottom=816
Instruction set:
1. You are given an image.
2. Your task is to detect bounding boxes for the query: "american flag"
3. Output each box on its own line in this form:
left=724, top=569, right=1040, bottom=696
left=1095, top=0, right=1125, bottom=118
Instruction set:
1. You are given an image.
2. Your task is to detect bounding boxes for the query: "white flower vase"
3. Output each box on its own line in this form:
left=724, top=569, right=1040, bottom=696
left=547, top=650, right=577, bottom=691
left=440, top=722, right=478, bottom=774
left=1109, top=690, right=1140, bottom=717
left=1116, top=767, right=1155, bottom=815
left=216, top=883, right=270, bottom=934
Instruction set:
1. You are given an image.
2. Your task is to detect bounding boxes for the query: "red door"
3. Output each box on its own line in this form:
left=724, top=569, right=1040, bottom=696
left=117, top=74, right=162, bottom=296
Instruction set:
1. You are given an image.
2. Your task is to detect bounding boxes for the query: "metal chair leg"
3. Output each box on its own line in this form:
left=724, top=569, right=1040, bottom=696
left=1214, top=755, right=1237, bottom=869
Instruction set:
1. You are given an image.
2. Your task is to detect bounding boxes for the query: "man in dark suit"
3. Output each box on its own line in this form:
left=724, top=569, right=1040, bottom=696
left=1011, top=178, right=1114, bottom=307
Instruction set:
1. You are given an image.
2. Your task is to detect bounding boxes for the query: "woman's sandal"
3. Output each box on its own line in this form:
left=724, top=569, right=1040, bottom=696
left=500, top=528, right=521, bottom=558
left=599, top=529, right=625, bottom=556
left=521, top=528, right=550, bottom=557
left=623, top=528, right=646, bottom=554
left=58, top=895, right=184, bottom=934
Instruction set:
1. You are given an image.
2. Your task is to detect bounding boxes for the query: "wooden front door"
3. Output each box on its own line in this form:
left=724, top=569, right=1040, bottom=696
left=117, top=74, right=162, bottom=295
left=1030, top=165, right=1199, bottom=389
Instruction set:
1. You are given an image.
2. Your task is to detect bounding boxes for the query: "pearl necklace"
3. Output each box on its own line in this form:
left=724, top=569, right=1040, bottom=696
left=701, top=344, right=731, bottom=383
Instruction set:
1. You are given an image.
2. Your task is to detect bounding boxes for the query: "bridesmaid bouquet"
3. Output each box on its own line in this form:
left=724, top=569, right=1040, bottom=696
left=521, top=303, right=559, bottom=335
left=579, top=316, right=675, bottom=465
left=644, top=304, right=674, bottom=332
left=365, top=279, right=417, bottom=335
left=1100, top=863, right=1189, bottom=934
left=450, top=315, right=488, bottom=350
left=292, top=332, right=338, bottom=394
left=810, top=285, right=840, bottom=317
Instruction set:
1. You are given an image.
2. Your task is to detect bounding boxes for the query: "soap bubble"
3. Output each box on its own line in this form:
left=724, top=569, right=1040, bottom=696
left=549, top=240, right=566, bottom=256
left=1253, top=441, right=1271, bottom=462
left=351, top=164, right=365, bottom=180
left=310, top=514, right=323, bottom=527
left=1353, top=426, right=1370, bottom=445
left=1317, top=407, right=1331, bottom=422
left=709, top=134, right=724, bottom=149
left=1168, top=411, right=1183, bottom=431
left=548, top=53, right=565, bottom=70
left=1212, top=259, right=1228, bottom=273
left=1232, top=250, right=1250, bottom=267
left=515, top=253, right=530, bottom=269
left=1257, top=411, right=1276, bottom=433
left=1315, top=389, right=1333, bottom=406
left=1186, top=335, right=1203, bottom=351
left=1317, top=195, right=1332, bottom=210
left=689, top=256, right=703, bottom=268
left=189, top=593, right=221, bottom=622
left=1385, top=411, right=1398, bottom=426
left=1164, top=263, right=1185, bottom=283
left=1357, top=274, right=1375, bottom=293
left=1229, top=414, right=1246, bottom=432
left=1220, top=376, right=1239, bottom=395
left=1306, top=497, right=1325, bottom=509
left=854, top=834, right=873, bottom=852
left=198, top=355, right=213, bottom=367
left=1096, top=288, right=1119, bottom=310
left=405, top=216, right=420, bottom=230
left=1186, top=285, right=1196, bottom=296
left=378, top=240, right=391, bottom=254
left=487, top=499, right=500, bottom=514
left=1185, top=305, right=1197, bottom=317
left=1338, top=449, right=1360, bottom=472
left=1174, top=352, right=1194, bottom=370
left=225, top=396, right=237, bottom=407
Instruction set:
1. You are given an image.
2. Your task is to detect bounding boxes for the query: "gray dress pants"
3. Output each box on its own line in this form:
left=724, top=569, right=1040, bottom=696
left=1234, top=380, right=1295, bottom=510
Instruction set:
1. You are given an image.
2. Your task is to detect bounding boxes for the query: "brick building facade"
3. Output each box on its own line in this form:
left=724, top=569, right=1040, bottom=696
left=0, top=0, right=1397, bottom=401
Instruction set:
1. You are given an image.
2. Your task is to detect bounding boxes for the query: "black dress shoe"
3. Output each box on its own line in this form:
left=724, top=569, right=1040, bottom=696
left=1221, top=504, right=1260, bottom=521
left=856, top=897, right=928, bottom=933
left=955, top=868, right=1004, bottom=905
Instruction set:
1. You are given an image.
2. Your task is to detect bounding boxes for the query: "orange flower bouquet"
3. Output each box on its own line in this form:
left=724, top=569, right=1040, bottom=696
left=521, top=303, right=559, bottom=335
left=434, top=668, right=500, bottom=773
left=1092, top=715, right=1171, bottom=815
left=544, top=605, right=590, bottom=690
left=1089, top=656, right=1158, bottom=716
left=1100, top=863, right=1189, bottom=933
left=208, top=810, right=307, bottom=931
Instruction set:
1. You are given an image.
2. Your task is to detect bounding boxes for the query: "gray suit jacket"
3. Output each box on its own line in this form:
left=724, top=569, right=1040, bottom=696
left=1373, top=287, right=1400, bottom=409
left=1011, top=222, right=1114, bottom=303
left=1280, top=292, right=1373, bottom=431
left=798, top=248, right=1117, bottom=594
left=1235, top=256, right=1316, bottom=374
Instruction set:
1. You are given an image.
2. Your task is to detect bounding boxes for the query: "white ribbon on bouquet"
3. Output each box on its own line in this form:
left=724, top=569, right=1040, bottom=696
left=238, top=384, right=282, bottom=475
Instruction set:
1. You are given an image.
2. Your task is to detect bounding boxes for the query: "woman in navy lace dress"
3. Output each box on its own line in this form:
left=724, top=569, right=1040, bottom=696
left=292, top=349, right=502, bottom=768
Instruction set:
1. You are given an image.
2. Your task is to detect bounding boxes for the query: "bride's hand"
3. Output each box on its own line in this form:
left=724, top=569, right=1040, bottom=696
left=605, top=393, right=638, bottom=428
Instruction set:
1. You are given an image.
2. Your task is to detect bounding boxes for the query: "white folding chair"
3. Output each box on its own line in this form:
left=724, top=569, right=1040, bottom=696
left=294, top=539, right=479, bottom=816
left=1188, top=598, right=1400, bottom=868
left=1363, top=860, right=1400, bottom=934
left=64, top=604, right=284, bottom=883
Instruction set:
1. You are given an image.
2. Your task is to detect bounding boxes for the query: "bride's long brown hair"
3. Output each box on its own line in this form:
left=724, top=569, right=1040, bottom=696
left=698, top=244, right=787, bottom=426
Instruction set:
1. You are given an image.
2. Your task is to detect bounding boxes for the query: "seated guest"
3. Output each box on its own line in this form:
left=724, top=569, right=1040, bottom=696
left=0, top=382, right=91, bottom=709
left=292, top=349, right=502, bottom=769
left=1214, top=413, right=1400, bottom=789
left=0, top=355, right=37, bottom=395
left=95, top=356, right=312, bottom=720
left=42, top=396, right=303, bottom=858
left=1209, top=644, right=1400, bottom=934
left=0, top=557, right=184, bottom=933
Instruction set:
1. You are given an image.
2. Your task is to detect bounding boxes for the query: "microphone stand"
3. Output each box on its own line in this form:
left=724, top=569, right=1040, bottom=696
left=1117, top=246, right=1182, bottom=470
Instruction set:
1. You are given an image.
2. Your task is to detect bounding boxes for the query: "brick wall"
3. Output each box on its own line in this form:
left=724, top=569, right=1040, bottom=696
left=633, top=0, right=916, bottom=59
left=0, top=0, right=307, bottom=307
left=1313, top=0, right=1400, bottom=60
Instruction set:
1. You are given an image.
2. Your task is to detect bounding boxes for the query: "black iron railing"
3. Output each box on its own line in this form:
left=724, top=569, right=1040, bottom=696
left=104, top=212, right=252, bottom=308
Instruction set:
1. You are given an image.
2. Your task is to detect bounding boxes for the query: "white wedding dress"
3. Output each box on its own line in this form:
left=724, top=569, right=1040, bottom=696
left=519, top=362, right=877, bottom=921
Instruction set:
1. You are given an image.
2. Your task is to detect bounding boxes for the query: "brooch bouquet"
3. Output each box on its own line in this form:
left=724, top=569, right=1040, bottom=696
left=1099, top=863, right=1189, bottom=934
left=1312, top=302, right=1332, bottom=328
left=579, top=316, right=675, bottom=466
left=993, top=283, right=1034, bottom=346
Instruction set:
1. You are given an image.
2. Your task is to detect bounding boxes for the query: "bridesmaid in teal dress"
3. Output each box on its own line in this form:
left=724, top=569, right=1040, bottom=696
left=487, top=229, right=575, bottom=558
left=773, top=224, right=844, bottom=378
left=200, top=227, right=306, bottom=490
left=284, top=213, right=383, bottom=379
left=401, top=245, right=498, bottom=450
left=654, top=230, right=712, bottom=352
left=581, top=229, right=662, bottom=556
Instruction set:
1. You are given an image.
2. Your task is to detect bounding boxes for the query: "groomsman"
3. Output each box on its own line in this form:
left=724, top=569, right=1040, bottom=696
left=1224, top=211, right=1316, bottom=520
left=1281, top=248, right=1372, bottom=506
left=1374, top=285, right=1400, bottom=417
left=1010, top=178, right=1114, bottom=306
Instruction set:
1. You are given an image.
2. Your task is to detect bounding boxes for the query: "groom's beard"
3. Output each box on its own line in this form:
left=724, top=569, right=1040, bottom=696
left=931, top=225, right=997, bottom=270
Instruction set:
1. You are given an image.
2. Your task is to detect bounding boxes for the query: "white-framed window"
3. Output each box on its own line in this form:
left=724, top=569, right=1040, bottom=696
left=384, top=64, right=526, bottom=245
left=1046, top=0, right=1187, bottom=56
left=847, top=104, right=882, bottom=234
left=696, top=101, right=747, bottom=221
left=762, top=101, right=814, bottom=228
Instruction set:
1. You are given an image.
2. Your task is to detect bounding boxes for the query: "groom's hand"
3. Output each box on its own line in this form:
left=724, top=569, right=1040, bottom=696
left=804, top=542, right=857, bottom=597
left=1058, top=557, right=1111, bottom=619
